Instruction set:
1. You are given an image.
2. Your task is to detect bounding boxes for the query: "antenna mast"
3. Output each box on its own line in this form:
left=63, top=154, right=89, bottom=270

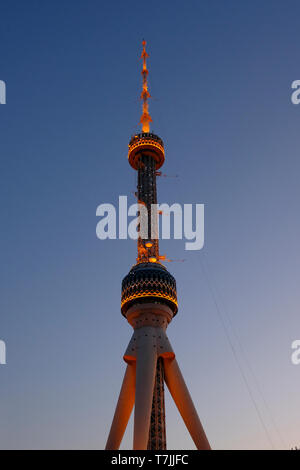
left=140, top=40, right=152, bottom=132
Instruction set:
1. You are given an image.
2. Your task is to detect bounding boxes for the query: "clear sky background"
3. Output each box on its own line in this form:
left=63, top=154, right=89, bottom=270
left=0, top=0, right=299, bottom=449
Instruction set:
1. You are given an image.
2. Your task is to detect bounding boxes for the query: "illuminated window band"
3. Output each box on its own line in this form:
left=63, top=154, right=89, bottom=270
left=128, top=133, right=165, bottom=170
left=121, top=264, right=178, bottom=316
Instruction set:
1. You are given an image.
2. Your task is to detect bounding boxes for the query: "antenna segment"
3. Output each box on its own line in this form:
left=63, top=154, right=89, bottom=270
left=140, top=40, right=152, bottom=132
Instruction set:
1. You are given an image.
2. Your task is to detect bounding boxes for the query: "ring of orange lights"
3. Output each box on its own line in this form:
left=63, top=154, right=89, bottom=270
left=121, top=291, right=178, bottom=314
left=128, top=136, right=165, bottom=170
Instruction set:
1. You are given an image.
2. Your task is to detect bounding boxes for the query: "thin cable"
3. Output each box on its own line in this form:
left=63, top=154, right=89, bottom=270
left=200, top=258, right=276, bottom=449
left=201, top=253, right=287, bottom=449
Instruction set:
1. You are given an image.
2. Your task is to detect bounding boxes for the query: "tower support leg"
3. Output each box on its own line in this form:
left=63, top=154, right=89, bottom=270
left=164, top=358, right=211, bottom=450
left=133, top=335, right=157, bottom=450
left=105, top=363, right=136, bottom=450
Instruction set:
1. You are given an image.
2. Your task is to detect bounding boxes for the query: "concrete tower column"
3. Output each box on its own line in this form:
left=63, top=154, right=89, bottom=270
left=125, top=303, right=174, bottom=450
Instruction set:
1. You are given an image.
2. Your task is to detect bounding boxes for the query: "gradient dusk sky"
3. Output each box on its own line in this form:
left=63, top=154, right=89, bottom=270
left=0, top=0, right=300, bottom=449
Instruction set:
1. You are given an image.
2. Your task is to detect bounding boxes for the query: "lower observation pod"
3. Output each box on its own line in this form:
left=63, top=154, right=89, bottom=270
left=121, top=262, right=178, bottom=317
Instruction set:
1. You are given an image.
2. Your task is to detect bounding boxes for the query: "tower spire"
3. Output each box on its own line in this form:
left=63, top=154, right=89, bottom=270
left=140, top=40, right=152, bottom=133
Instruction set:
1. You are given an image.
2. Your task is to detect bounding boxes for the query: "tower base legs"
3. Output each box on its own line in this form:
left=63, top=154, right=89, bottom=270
left=105, top=363, right=136, bottom=450
left=164, top=358, right=211, bottom=450
left=105, top=303, right=211, bottom=450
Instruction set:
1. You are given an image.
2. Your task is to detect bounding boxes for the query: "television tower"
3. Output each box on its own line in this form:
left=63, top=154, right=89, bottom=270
left=105, top=41, right=211, bottom=451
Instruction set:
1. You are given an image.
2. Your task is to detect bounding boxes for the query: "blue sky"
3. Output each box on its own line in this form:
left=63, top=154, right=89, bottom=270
left=0, top=0, right=300, bottom=449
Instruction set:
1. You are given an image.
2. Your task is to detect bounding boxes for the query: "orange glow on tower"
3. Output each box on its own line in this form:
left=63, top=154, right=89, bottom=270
left=140, top=40, right=152, bottom=133
left=105, top=41, right=211, bottom=452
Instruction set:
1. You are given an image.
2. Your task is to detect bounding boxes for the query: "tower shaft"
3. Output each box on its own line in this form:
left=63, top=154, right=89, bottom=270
left=137, top=153, right=159, bottom=263
left=135, top=141, right=166, bottom=443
